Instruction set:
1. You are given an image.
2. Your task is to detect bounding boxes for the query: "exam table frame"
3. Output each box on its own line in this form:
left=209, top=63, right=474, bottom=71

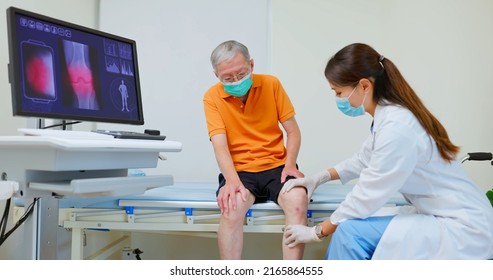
left=60, top=183, right=406, bottom=260
left=62, top=198, right=336, bottom=259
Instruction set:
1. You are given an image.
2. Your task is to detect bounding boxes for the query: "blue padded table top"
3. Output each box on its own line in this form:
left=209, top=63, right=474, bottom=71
left=59, top=182, right=215, bottom=209
left=59, top=182, right=407, bottom=209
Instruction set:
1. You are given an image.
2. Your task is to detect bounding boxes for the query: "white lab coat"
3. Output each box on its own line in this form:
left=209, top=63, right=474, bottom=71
left=330, top=104, right=493, bottom=259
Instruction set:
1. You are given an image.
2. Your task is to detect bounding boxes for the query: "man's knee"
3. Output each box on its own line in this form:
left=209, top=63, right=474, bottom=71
left=220, top=208, right=248, bottom=228
left=220, top=197, right=255, bottom=223
left=278, top=187, right=308, bottom=219
left=279, top=186, right=308, bottom=204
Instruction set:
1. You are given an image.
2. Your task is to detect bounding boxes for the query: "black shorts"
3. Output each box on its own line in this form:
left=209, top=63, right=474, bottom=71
left=216, top=165, right=296, bottom=204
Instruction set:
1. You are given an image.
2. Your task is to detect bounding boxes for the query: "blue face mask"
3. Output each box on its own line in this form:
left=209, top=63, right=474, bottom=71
left=223, top=74, right=253, bottom=97
left=335, top=86, right=366, bottom=117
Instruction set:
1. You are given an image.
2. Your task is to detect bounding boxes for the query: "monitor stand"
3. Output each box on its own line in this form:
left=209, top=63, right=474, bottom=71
left=26, top=118, right=72, bottom=130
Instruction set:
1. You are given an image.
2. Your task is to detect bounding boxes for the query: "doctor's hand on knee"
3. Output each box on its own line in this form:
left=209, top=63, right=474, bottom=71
left=281, top=169, right=331, bottom=198
left=283, top=224, right=323, bottom=248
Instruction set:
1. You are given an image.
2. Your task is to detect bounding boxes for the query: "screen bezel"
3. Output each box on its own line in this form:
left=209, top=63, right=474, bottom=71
left=6, top=6, right=145, bottom=125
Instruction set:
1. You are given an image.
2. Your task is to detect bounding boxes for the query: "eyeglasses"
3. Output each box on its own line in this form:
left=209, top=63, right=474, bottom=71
left=219, top=68, right=250, bottom=84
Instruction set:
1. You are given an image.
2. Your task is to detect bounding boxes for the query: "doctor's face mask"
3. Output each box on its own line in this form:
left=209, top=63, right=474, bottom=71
left=335, top=86, right=366, bottom=117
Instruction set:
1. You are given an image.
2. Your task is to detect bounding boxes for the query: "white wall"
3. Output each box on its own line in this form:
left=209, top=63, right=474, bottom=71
left=0, top=0, right=492, bottom=260
left=97, top=0, right=271, bottom=183
left=97, top=0, right=493, bottom=260
left=99, top=0, right=492, bottom=191
left=271, top=0, right=493, bottom=191
left=2, top=0, right=490, bottom=188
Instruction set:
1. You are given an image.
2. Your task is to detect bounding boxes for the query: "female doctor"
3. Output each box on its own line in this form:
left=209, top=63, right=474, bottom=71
left=282, top=43, right=493, bottom=259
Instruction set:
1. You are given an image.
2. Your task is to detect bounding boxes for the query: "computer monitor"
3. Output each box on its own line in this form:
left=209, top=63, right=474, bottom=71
left=6, top=6, right=144, bottom=126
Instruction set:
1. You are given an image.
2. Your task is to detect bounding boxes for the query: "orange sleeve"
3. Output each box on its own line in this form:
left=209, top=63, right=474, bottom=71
left=203, top=85, right=226, bottom=139
left=273, top=77, right=295, bottom=123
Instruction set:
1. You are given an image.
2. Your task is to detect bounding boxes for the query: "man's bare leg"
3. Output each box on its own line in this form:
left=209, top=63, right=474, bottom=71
left=278, top=187, right=309, bottom=260
left=217, top=192, right=256, bottom=259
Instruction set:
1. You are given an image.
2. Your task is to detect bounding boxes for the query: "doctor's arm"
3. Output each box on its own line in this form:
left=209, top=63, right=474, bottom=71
left=210, top=133, right=248, bottom=213
left=282, top=132, right=373, bottom=197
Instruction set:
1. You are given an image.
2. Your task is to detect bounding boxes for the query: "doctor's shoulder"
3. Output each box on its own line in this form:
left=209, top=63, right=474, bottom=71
left=378, top=104, right=416, bottom=124
left=377, top=105, right=426, bottom=135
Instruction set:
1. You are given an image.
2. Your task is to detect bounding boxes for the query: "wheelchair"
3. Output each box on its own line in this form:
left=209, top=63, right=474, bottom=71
left=461, top=152, right=493, bottom=207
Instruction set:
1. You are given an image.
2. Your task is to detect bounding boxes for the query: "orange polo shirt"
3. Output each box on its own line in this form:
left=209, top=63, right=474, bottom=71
left=203, top=74, right=295, bottom=172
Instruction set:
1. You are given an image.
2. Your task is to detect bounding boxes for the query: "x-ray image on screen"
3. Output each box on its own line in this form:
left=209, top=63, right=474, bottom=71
left=60, top=39, right=101, bottom=110
left=20, top=40, right=56, bottom=102
left=8, top=7, right=144, bottom=125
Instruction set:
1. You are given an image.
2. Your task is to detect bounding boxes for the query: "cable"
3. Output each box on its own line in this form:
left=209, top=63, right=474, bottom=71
left=0, top=199, right=11, bottom=238
left=0, top=198, right=38, bottom=247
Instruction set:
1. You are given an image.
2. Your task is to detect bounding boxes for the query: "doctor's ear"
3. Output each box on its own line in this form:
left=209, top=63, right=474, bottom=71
left=359, top=78, right=374, bottom=93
